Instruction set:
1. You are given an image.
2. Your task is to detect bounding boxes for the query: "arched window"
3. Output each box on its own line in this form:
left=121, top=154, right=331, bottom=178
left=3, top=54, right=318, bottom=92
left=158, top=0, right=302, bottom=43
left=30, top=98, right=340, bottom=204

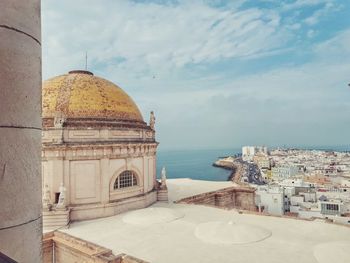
left=114, top=170, right=138, bottom=189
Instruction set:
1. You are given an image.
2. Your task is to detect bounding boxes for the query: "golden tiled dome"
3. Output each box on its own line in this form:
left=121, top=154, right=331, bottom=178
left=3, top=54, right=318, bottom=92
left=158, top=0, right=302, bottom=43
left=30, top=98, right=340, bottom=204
left=42, top=70, right=144, bottom=123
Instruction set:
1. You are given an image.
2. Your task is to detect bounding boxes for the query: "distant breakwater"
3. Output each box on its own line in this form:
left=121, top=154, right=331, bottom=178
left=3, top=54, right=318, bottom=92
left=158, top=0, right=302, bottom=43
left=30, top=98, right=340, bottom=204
left=227, top=166, right=237, bottom=181
left=212, top=162, right=233, bottom=170
left=212, top=157, right=241, bottom=182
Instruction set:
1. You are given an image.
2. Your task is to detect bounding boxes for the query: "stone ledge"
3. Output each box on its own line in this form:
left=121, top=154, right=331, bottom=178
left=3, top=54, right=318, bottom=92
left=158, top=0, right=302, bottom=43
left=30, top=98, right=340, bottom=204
left=42, top=231, right=149, bottom=263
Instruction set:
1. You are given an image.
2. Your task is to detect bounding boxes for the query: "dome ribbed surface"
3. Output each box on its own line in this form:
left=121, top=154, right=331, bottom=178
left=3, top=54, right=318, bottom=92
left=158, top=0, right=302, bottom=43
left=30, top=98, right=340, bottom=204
left=42, top=71, right=143, bottom=122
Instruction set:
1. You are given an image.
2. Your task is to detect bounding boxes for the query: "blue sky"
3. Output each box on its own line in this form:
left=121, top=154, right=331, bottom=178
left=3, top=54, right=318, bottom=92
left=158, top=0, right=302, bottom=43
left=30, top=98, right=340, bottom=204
left=42, top=0, right=350, bottom=150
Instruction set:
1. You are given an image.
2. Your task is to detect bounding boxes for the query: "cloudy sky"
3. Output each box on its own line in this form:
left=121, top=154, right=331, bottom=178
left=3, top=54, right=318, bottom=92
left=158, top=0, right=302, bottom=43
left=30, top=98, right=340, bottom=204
left=42, top=0, right=350, bottom=150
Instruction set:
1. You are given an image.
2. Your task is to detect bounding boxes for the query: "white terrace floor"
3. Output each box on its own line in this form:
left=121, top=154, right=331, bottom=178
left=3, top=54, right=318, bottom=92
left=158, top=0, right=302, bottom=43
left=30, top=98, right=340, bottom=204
left=62, top=179, right=350, bottom=263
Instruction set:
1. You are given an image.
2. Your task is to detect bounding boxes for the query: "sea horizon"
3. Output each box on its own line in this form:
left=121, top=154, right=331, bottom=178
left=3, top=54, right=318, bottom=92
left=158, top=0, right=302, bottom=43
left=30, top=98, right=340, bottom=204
left=158, top=145, right=350, bottom=152
left=156, top=145, right=350, bottom=181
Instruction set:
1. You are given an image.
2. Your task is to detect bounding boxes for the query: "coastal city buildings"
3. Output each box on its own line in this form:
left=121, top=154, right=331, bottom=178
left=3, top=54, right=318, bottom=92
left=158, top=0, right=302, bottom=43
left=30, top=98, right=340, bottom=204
left=242, top=146, right=268, bottom=162
left=271, top=165, right=299, bottom=179
left=238, top=146, right=350, bottom=224
left=214, top=146, right=350, bottom=224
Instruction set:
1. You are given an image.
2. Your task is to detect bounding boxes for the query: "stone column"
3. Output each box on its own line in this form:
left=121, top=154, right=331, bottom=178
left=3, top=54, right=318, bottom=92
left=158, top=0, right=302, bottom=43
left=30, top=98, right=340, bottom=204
left=63, top=159, right=70, bottom=204
left=143, top=156, right=149, bottom=193
left=0, top=1, right=42, bottom=262
left=100, top=158, right=110, bottom=204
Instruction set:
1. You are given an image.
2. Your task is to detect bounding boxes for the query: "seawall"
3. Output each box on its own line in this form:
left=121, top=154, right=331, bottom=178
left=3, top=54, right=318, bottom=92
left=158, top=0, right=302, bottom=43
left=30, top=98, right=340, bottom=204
left=213, top=157, right=244, bottom=184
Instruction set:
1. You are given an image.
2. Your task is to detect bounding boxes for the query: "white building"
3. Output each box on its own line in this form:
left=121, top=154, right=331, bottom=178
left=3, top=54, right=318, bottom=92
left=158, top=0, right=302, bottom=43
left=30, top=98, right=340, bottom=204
left=272, top=165, right=299, bottom=179
left=256, top=186, right=285, bottom=216
left=320, top=199, right=344, bottom=216
left=242, top=146, right=255, bottom=161
left=242, top=146, right=268, bottom=162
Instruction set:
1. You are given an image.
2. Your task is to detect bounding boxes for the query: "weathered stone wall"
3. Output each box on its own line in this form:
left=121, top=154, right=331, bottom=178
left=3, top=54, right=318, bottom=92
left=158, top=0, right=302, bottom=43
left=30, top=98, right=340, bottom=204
left=176, top=187, right=256, bottom=211
left=42, top=232, right=54, bottom=263
left=235, top=191, right=256, bottom=211
left=215, top=191, right=235, bottom=208
left=178, top=191, right=218, bottom=206
left=0, top=1, right=42, bottom=262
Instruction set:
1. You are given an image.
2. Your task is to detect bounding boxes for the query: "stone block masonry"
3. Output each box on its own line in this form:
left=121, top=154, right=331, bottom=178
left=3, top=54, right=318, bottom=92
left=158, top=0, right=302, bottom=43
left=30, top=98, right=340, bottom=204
left=0, top=1, right=42, bottom=262
left=176, top=186, right=256, bottom=211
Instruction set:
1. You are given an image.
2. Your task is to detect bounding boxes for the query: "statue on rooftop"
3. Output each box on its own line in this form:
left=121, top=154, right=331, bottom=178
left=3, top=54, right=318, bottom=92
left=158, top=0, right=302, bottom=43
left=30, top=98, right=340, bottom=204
left=149, top=111, right=156, bottom=130
left=42, top=184, right=52, bottom=210
left=56, top=182, right=67, bottom=209
left=157, top=167, right=169, bottom=201
left=160, top=167, right=167, bottom=189
left=54, top=111, right=66, bottom=129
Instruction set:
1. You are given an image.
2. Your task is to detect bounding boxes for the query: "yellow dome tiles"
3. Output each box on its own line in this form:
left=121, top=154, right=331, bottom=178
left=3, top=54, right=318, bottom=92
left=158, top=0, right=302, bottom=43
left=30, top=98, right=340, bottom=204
left=42, top=71, right=143, bottom=122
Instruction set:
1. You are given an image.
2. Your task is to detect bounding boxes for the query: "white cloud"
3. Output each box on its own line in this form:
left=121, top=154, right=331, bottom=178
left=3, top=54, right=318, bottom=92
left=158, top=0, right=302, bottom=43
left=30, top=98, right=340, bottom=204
left=281, top=0, right=334, bottom=11
left=314, top=29, right=350, bottom=56
left=307, top=29, right=317, bottom=38
left=42, top=1, right=350, bottom=149
left=137, top=30, right=350, bottom=148
left=42, top=0, right=288, bottom=80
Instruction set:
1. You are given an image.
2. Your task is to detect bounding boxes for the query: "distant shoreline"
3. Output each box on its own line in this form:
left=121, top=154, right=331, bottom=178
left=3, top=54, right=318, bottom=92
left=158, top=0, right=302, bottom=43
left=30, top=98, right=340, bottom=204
left=212, top=157, right=242, bottom=183
left=227, top=166, right=237, bottom=181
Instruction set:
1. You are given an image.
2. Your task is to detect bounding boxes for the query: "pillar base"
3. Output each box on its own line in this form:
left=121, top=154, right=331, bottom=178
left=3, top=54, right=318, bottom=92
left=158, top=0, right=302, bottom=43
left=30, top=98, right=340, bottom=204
left=43, top=208, right=70, bottom=232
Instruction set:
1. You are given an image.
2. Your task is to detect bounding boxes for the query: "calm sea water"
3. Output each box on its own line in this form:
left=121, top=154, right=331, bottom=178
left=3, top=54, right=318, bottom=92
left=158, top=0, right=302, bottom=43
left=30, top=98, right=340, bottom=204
left=156, top=146, right=350, bottom=182
left=156, top=148, right=240, bottom=181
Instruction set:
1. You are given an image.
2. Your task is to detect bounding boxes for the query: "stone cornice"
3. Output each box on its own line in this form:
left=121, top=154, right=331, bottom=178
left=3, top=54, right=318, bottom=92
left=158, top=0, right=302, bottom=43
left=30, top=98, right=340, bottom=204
left=42, top=126, right=156, bottom=144
left=43, top=117, right=149, bottom=129
left=42, top=142, right=158, bottom=160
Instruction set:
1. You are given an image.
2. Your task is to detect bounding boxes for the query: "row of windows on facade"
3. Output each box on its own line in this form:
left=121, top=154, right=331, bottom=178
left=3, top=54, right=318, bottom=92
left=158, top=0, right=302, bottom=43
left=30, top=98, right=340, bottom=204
left=323, top=203, right=340, bottom=211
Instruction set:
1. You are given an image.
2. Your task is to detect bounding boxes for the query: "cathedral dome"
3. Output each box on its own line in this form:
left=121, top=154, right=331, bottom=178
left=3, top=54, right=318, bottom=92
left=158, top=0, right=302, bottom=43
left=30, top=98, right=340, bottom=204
left=42, top=70, right=144, bottom=126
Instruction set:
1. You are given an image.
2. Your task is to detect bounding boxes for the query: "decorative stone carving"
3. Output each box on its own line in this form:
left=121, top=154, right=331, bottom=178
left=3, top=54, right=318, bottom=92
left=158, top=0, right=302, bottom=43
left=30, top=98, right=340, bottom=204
left=158, top=167, right=168, bottom=202
left=56, top=183, right=67, bottom=210
left=160, top=167, right=167, bottom=189
left=149, top=111, right=156, bottom=130
left=42, top=184, right=52, bottom=211
left=54, top=111, right=66, bottom=128
left=52, top=112, right=66, bottom=144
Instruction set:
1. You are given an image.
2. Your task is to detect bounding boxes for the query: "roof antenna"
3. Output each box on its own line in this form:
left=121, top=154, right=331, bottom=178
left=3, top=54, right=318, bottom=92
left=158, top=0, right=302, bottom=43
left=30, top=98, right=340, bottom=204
left=85, top=51, right=88, bottom=70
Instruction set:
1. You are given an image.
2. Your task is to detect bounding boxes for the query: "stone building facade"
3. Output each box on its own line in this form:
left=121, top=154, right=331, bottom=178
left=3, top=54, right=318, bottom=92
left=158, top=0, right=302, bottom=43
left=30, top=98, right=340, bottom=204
left=41, top=70, right=162, bottom=227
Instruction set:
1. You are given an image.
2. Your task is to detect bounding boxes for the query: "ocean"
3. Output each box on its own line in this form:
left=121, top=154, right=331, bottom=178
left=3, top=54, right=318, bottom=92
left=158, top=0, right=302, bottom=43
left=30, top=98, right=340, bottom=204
left=156, top=148, right=240, bottom=181
left=156, top=146, right=350, bottom=182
